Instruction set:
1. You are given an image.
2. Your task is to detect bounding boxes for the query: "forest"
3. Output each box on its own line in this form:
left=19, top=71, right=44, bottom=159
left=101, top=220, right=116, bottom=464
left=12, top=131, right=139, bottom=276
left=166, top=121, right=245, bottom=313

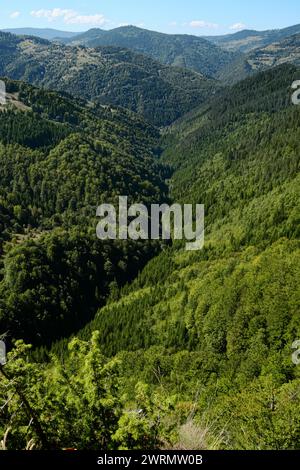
left=0, top=25, right=299, bottom=452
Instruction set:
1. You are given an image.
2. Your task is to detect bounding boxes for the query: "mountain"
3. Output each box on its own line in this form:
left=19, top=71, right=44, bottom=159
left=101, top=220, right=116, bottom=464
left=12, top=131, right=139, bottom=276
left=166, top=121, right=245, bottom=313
left=0, top=32, right=218, bottom=126
left=205, top=23, right=300, bottom=53
left=0, top=77, right=170, bottom=345
left=1, top=28, right=80, bottom=41
left=63, top=25, right=238, bottom=78
left=63, top=27, right=107, bottom=44
left=57, top=64, right=299, bottom=449
left=1, top=23, right=300, bottom=452
left=218, top=32, right=300, bottom=82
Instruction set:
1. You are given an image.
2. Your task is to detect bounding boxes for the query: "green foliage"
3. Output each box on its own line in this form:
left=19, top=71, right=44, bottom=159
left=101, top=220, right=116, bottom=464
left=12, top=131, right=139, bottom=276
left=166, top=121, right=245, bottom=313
left=43, top=64, right=299, bottom=450
left=0, top=79, right=168, bottom=344
left=0, top=230, right=160, bottom=345
left=0, top=60, right=299, bottom=450
left=0, top=333, right=165, bottom=449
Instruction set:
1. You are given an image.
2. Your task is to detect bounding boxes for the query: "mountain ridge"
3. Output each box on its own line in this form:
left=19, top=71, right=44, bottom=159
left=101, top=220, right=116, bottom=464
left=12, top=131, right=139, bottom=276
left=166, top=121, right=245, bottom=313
left=1, top=27, right=81, bottom=40
left=218, top=32, right=300, bottom=82
left=61, top=25, right=238, bottom=78
left=204, top=23, right=300, bottom=52
left=0, top=31, right=219, bottom=126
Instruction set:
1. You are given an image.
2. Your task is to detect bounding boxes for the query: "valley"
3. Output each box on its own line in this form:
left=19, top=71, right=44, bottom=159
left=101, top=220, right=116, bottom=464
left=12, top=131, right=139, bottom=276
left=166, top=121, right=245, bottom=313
left=0, top=17, right=299, bottom=452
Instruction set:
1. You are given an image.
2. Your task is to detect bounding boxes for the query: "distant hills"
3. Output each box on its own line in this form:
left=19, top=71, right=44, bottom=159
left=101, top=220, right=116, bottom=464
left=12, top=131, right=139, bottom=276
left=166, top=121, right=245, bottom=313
left=204, top=23, right=300, bottom=53
left=1, top=28, right=80, bottom=41
left=219, top=32, right=300, bottom=82
left=60, top=23, right=300, bottom=77
left=59, top=25, right=238, bottom=78
left=2, top=24, right=300, bottom=84
left=0, top=32, right=218, bottom=126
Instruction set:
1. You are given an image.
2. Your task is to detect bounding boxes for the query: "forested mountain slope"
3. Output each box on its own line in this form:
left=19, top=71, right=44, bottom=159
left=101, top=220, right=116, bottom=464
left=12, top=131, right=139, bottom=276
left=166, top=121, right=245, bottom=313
left=0, top=54, right=299, bottom=450
left=47, top=64, right=300, bottom=449
left=0, top=32, right=217, bottom=126
left=63, top=25, right=238, bottom=78
left=0, top=79, right=169, bottom=345
left=63, top=25, right=300, bottom=82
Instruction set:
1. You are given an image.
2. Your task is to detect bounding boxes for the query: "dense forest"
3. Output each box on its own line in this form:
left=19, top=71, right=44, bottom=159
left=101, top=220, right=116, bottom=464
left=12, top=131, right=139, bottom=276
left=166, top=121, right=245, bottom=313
left=0, top=79, right=170, bottom=346
left=35, top=64, right=298, bottom=450
left=0, top=25, right=299, bottom=452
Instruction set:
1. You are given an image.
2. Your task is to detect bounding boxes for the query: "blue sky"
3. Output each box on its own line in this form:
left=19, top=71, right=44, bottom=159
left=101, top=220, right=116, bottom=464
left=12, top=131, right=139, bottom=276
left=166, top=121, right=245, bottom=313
left=1, top=0, right=299, bottom=35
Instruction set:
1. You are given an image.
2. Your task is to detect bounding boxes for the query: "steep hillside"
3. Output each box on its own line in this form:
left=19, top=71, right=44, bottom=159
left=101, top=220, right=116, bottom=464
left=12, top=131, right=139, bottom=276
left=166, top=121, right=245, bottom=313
left=0, top=78, right=169, bottom=345
left=64, top=25, right=238, bottom=78
left=0, top=32, right=218, bottom=126
left=53, top=65, right=300, bottom=449
left=0, top=28, right=299, bottom=451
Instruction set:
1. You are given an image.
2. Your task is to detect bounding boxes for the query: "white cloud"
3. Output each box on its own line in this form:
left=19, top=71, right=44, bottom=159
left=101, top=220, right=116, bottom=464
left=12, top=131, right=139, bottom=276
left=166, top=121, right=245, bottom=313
left=10, top=11, right=21, bottom=19
left=65, top=14, right=107, bottom=26
left=169, top=21, right=177, bottom=27
left=189, top=20, right=219, bottom=30
left=229, top=22, right=246, bottom=31
left=30, top=8, right=70, bottom=20
left=30, top=8, right=108, bottom=26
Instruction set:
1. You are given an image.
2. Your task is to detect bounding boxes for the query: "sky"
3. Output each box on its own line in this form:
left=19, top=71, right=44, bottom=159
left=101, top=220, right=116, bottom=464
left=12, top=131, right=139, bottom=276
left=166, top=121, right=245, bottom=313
left=1, top=0, right=299, bottom=35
